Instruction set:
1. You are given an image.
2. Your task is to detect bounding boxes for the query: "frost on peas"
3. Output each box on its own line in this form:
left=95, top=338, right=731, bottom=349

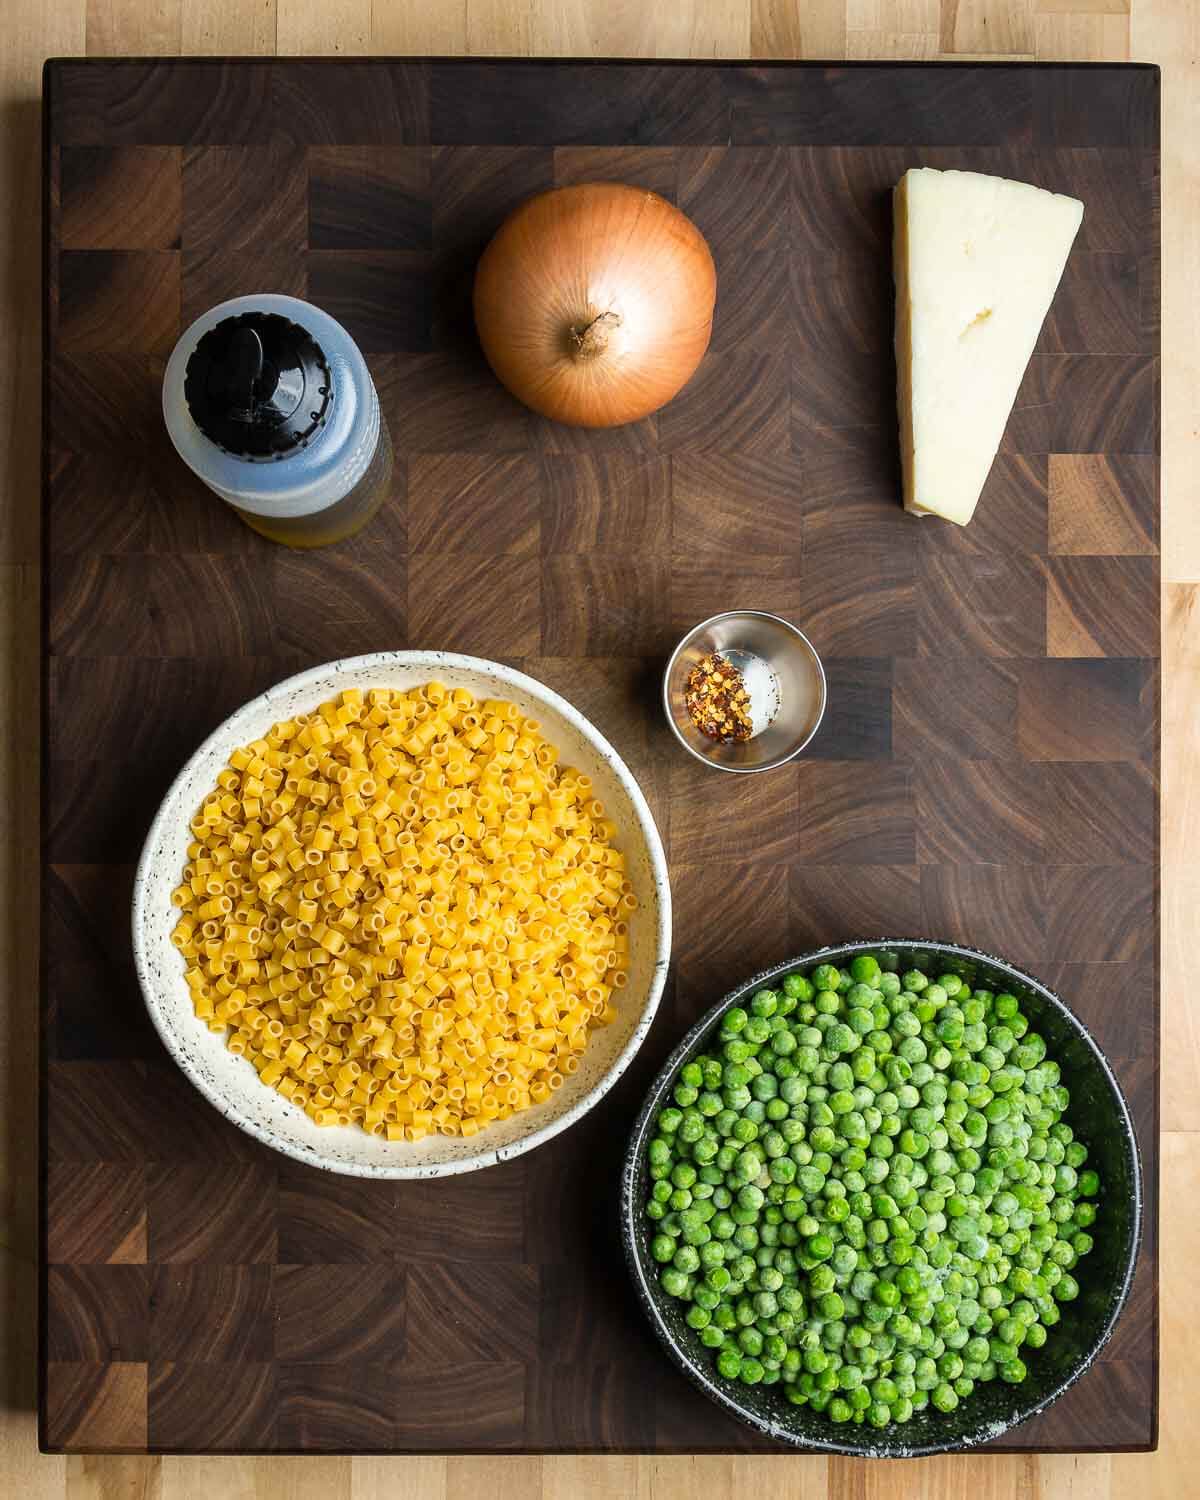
left=643, top=959, right=1098, bottom=1429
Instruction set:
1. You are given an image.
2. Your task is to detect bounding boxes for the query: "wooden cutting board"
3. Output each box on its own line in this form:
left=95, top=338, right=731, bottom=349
left=41, top=57, right=1159, bottom=1455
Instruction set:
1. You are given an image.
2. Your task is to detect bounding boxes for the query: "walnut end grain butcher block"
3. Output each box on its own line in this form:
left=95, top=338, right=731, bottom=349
left=41, top=58, right=1159, bottom=1454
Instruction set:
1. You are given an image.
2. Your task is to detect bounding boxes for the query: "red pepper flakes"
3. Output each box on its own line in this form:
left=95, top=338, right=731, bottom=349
left=684, top=652, right=754, bottom=744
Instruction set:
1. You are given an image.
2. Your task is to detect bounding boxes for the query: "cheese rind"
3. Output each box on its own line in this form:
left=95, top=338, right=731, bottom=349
left=894, top=168, right=1083, bottom=526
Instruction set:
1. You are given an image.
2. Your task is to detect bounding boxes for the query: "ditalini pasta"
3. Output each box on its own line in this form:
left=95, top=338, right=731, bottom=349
left=171, top=684, right=636, bottom=1140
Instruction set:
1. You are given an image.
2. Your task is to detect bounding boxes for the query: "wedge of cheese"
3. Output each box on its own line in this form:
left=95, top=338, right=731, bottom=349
left=894, top=168, right=1083, bottom=526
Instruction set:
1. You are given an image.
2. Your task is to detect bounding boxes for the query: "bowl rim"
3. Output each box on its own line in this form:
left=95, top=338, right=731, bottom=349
left=661, top=610, right=828, bottom=775
left=620, top=937, right=1144, bottom=1457
left=132, top=650, right=673, bottom=1179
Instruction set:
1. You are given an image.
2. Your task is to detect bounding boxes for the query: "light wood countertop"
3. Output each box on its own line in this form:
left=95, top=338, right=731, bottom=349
left=3, top=2, right=1194, bottom=1494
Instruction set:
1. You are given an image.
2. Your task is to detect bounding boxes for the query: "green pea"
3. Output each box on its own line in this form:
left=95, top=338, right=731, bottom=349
left=850, top=955, right=882, bottom=985
left=660, top=1267, right=689, bottom=1298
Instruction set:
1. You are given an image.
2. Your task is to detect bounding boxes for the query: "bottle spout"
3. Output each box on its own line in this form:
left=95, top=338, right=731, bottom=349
left=227, top=326, right=268, bottom=423
left=183, top=310, right=331, bottom=460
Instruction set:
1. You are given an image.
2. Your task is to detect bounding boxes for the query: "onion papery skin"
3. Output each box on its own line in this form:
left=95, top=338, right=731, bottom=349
left=473, top=183, right=718, bottom=429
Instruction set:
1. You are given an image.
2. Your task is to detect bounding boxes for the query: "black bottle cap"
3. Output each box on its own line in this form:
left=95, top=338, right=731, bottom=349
left=183, top=311, right=332, bottom=460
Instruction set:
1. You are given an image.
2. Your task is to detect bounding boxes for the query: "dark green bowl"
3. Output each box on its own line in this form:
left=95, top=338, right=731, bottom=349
left=620, top=940, right=1143, bottom=1457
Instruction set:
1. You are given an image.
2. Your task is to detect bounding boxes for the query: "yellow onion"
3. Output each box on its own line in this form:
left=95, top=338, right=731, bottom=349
left=473, top=183, right=717, bottom=429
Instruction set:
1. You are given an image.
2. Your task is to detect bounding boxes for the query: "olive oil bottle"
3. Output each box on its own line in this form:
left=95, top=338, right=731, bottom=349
left=162, top=294, right=393, bottom=547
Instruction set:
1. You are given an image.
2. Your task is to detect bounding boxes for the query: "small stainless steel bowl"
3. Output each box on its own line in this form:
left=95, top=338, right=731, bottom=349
left=663, top=610, right=827, bottom=773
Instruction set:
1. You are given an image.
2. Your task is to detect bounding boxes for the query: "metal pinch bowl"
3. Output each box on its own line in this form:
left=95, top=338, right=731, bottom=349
left=663, top=610, right=827, bottom=773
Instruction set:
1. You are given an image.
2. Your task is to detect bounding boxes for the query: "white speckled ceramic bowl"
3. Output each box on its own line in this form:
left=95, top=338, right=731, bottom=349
left=132, top=652, right=672, bottom=1178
